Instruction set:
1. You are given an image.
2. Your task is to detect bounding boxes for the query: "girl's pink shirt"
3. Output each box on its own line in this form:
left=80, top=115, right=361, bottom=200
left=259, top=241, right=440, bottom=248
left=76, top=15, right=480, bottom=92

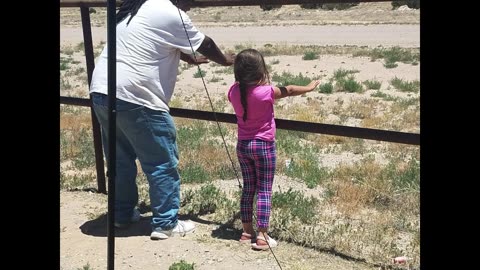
left=227, top=83, right=276, bottom=141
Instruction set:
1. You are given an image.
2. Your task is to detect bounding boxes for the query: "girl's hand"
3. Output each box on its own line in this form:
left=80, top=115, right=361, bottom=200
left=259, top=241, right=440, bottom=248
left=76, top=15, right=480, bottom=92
left=307, top=80, right=321, bottom=91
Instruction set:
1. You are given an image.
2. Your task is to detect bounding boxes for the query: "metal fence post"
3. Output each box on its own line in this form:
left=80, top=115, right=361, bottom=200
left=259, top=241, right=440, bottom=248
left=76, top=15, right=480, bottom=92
left=80, top=5, right=107, bottom=194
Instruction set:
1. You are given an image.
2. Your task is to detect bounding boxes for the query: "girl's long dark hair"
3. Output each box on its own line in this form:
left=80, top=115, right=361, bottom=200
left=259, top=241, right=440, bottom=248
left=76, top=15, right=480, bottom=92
left=233, top=49, right=270, bottom=122
left=116, top=0, right=148, bottom=25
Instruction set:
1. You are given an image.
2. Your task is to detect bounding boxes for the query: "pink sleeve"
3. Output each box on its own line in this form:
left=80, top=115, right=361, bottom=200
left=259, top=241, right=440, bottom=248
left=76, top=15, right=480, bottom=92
left=227, top=83, right=235, bottom=102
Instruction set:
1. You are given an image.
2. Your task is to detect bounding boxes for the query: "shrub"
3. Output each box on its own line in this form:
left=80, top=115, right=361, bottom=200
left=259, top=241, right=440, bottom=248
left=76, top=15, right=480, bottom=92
left=363, top=80, right=382, bottom=90
left=272, top=71, right=314, bottom=87
left=343, top=77, right=363, bottom=93
left=319, top=82, right=333, bottom=94
left=323, top=3, right=359, bottom=10
left=272, top=188, right=319, bottom=224
left=301, top=3, right=359, bottom=10
left=260, top=5, right=282, bottom=11
left=169, top=260, right=195, bottom=270
left=300, top=4, right=322, bottom=9
left=302, top=51, right=319, bottom=60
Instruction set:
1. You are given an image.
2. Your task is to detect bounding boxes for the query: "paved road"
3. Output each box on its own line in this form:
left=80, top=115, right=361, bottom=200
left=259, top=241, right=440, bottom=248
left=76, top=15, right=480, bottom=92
left=61, top=24, right=419, bottom=48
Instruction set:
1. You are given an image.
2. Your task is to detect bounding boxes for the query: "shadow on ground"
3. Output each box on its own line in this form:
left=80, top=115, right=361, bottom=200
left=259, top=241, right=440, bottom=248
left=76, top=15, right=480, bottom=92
left=186, top=212, right=244, bottom=242
left=211, top=223, right=242, bottom=241
left=79, top=210, right=216, bottom=238
left=79, top=213, right=151, bottom=237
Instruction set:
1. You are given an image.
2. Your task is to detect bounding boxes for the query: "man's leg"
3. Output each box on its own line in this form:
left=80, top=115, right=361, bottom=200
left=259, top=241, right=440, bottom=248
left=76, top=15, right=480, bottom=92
left=91, top=94, right=139, bottom=225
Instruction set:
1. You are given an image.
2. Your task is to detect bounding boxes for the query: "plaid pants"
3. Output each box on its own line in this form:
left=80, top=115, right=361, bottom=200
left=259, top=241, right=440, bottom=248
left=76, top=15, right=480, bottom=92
left=237, top=139, right=276, bottom=229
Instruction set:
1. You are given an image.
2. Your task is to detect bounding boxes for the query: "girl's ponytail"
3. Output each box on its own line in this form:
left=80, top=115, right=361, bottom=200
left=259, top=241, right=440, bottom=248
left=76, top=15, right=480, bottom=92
left=239, top=82, right=248, bottom=122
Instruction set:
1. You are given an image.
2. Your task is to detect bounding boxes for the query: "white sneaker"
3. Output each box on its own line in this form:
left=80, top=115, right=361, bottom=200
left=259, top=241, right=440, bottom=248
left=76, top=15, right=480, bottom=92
left=150, top=220, right=195, bottom=240
left=114, top=208, right=141, bottom=228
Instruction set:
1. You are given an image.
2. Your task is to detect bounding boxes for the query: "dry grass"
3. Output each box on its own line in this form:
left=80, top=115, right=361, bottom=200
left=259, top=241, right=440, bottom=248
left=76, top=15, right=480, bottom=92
left=344, top=99, right=377, bottom=120
left=59, top=83, right=419, bottom=269
left=60, top=107, right=92, bottom=130
left=181, top=143, right=231, bottom=174
left=332, top=180, right=370, bottom=216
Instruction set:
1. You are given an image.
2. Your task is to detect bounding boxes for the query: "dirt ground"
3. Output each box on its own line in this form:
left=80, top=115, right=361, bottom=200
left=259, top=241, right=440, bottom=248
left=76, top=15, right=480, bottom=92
left=60, top=2, right=419, bottom=270
left=60, top=178, right=377, bottom=270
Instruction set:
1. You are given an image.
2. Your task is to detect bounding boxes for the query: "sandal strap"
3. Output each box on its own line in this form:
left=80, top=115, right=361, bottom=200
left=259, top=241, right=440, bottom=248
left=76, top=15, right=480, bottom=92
left=256, top=236, right=267, bottom=241
left=242, top=232, right=253, bottom=238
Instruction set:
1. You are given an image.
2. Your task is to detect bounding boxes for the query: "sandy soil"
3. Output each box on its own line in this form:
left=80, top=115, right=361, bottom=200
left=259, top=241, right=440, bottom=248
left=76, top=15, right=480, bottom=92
left=60, top=180, right=376, bottom=270
left=60, top=2, right=420, bottom=270
left=60, top=24, right=419, bottom=48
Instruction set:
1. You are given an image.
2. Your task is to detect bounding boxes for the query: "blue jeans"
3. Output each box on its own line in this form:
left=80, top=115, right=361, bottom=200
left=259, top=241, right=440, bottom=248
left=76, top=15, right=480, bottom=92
left=91, top=93, right=180, bottom=230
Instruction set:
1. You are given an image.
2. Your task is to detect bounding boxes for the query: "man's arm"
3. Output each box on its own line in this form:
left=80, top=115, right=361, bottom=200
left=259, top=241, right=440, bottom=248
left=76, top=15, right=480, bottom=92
left=196, top=35, right=235, bottom=66
left=180, top=52, right=209, bottom=65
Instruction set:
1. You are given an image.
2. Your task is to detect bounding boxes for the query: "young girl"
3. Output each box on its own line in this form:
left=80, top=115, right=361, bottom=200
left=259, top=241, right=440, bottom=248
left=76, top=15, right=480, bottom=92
left=227, top=49, right=320, bottom=250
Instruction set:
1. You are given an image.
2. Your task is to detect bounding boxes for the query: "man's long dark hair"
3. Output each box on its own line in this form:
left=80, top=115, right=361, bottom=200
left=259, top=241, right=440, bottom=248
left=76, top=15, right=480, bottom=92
left=116, top=0, right=148, bottom=25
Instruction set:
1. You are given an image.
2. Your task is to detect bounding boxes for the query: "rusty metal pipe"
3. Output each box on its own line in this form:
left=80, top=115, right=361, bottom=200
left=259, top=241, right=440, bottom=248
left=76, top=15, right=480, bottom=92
left=60, top=96, right=420, bottom=145
left=80, top=6, right=107, bottom=194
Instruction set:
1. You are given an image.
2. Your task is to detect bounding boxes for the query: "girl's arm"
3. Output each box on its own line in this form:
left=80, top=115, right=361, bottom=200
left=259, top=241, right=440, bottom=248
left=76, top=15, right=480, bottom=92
left=273, top=80, right=320, bottom=99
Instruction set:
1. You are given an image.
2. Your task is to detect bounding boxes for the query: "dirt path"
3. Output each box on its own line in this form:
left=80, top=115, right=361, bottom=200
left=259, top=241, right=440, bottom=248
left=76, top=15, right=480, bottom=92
left=197, top=24, right=419, bottom=47
left=60, top=190, right=378, bottom=270
left=60, top=24, right=419, bottom=47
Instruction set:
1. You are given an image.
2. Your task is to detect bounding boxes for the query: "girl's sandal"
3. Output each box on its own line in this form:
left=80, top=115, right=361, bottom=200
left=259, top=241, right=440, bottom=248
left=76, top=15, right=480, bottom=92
left=239, top=232, right=255, bottom=244
left=251, top=236, right=278, bottom=250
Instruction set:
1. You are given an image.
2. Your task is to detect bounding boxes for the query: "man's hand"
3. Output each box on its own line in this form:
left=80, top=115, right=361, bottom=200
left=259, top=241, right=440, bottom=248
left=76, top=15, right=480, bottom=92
left=191, top=55, right=209, bottom=65
left=197, top=36, right=236, bottom=66
left=180, top=53, right=209, bottom=65
left=223, top=53, right=236, bottom=66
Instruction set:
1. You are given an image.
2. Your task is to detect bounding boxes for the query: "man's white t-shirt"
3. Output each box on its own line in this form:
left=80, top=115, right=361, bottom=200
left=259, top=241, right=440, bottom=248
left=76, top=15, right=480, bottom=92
left=90, top=0, right=205, bottom=112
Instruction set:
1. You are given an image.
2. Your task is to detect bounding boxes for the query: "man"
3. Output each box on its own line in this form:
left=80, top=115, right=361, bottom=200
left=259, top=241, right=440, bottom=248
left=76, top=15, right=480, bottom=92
left=89, top=0, right=235, bottom=240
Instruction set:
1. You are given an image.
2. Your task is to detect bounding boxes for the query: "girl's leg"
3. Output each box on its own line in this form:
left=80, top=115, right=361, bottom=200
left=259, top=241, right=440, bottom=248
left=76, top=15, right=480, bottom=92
left=242, top=223, right=255, bottom=236
left=253, top=140, right=276, bottom=243
left=237, top=140, right=257, bottom=235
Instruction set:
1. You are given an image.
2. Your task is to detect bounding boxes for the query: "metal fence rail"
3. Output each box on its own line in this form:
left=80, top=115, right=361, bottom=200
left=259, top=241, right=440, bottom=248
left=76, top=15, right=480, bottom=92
left=60, top=0, right=420, bottom=194
left=62, top=96, right=420, bottom=145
